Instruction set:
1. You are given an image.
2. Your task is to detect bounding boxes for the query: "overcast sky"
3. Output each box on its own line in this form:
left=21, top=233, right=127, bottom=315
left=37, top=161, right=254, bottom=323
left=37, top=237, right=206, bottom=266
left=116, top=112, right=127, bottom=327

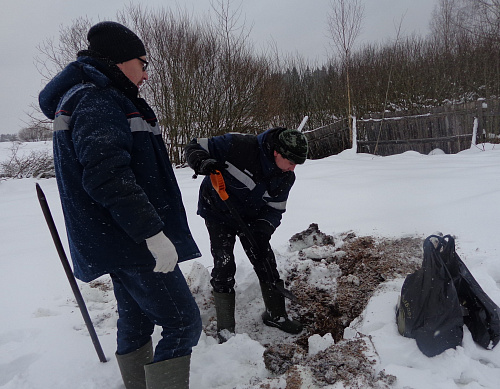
left=1, top=0, right=437, bottom=135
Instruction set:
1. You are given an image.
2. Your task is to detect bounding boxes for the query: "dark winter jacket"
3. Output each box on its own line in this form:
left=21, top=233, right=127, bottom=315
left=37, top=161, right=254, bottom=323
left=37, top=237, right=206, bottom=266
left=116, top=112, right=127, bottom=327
left=185, top=128, right=295, bottom=235
left=39, top=56, right=200, bottom=282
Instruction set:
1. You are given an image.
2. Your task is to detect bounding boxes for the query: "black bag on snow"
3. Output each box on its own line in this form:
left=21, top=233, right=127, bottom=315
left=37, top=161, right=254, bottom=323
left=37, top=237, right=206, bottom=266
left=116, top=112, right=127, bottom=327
left=396, top=235, right=464, bottom=357
left=439, top=235, right=500, bottom=349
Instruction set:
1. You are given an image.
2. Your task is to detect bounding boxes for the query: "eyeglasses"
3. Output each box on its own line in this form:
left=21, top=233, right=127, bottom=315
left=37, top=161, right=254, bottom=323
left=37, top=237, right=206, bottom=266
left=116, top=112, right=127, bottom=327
left=137, top=57, right=149, bottom=72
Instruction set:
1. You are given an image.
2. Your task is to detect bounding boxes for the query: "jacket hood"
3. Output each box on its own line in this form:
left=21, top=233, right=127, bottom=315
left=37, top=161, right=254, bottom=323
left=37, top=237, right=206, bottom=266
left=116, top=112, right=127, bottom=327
left=38, top=56, right=131, bottom=120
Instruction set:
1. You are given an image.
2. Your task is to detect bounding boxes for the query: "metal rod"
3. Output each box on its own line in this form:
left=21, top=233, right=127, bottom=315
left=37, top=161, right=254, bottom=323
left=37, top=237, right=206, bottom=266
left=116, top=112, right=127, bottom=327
left=36, top=183, right=107, bottom=363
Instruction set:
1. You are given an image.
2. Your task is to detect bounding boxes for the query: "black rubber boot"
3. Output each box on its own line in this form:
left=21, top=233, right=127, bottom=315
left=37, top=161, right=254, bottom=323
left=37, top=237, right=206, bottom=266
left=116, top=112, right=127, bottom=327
left=213, top=291, right=236, bottom=343
left=144, top=354, right=191, bottom=389
left=116, top=338, right=154, bottom=389
left=259, top=281, right=303, bottom=334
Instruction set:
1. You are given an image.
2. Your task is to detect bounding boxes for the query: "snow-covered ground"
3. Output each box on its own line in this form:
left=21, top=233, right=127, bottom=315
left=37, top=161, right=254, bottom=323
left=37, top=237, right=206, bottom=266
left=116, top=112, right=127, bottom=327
left=1, top=140, right=500, bottom=388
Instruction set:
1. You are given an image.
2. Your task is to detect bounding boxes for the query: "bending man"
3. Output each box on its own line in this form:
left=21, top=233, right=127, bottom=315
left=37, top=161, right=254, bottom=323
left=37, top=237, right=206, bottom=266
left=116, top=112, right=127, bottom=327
left=185, top=127, right=308, bottom=342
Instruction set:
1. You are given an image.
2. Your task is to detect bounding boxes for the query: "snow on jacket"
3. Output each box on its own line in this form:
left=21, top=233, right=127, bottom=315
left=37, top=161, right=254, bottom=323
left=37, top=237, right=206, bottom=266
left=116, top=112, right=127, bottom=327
left=186, top=128, right=295, bottom=233
left=39, top=56, right=200, bottom=282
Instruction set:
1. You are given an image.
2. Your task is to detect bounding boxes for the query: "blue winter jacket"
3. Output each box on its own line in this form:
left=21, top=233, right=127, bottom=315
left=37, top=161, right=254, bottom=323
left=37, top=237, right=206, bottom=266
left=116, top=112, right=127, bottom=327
left=39, top=56, right=200, bottom=282
left=188, top=129, right=295, bottom=233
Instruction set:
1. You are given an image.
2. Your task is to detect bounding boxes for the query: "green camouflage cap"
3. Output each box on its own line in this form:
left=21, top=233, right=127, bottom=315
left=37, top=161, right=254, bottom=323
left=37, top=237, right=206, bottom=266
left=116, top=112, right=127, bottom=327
left=275, top=129, right=308, bottom=164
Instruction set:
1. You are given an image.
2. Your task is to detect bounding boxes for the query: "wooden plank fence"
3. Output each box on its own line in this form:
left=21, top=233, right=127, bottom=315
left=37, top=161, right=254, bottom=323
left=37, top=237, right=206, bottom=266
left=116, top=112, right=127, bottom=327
left=305, top=99, right=500, bottom=159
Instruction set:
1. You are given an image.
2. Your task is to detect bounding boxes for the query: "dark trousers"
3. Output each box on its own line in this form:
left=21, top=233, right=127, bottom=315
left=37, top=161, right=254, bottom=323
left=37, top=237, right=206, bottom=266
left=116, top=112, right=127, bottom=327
left=205, top=219, right=280, bottom=293
left=110, top=264, right=202, bottom=362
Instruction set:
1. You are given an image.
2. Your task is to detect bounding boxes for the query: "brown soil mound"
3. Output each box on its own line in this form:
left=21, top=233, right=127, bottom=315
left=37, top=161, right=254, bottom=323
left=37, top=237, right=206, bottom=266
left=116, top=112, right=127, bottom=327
left=263, top=224, right=422, bottom=387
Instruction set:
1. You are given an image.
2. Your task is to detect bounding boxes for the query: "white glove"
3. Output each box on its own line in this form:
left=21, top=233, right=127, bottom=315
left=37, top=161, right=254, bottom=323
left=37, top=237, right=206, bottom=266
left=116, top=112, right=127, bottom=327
left=145, top=232, right=178, bottom=273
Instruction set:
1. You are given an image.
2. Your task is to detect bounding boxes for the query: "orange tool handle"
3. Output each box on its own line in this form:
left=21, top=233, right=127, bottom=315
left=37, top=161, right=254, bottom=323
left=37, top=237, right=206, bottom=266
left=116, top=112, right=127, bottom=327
left=210, top=170, right=229, bottom=201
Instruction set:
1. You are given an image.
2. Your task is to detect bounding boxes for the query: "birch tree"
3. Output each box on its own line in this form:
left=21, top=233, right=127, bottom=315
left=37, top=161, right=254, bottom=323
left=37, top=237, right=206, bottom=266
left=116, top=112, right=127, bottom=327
left=326, top=0, right=364, bottom=141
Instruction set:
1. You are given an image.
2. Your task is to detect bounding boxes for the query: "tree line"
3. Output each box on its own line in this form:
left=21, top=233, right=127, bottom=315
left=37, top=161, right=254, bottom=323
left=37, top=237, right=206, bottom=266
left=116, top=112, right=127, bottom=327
left=0, top=126, right=52, bottom=142
left=32, top=0, right=500, bottom=163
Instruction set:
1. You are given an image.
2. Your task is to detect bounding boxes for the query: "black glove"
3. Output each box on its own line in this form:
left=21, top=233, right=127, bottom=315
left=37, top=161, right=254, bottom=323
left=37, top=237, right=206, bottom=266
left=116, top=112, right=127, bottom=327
left=197, top=159, right=227, bottom=175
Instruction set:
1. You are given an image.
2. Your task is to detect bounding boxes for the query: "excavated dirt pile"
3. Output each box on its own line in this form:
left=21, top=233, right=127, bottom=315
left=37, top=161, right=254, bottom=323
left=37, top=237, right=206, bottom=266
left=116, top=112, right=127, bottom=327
left=262, top=223, right=423, bottom=388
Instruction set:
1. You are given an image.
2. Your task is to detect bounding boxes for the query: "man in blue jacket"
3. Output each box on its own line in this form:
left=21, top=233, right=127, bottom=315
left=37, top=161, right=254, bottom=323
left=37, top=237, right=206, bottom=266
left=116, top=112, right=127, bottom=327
left=39, top=21, right=201, bottom=389
left=185, top=127, right=308, bottom=342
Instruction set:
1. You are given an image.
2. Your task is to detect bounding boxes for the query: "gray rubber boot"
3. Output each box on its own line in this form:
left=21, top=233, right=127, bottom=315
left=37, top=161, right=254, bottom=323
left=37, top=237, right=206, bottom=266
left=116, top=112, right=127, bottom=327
left=116, top=338, right=154, bottom=389
left=213, top=291, right=236, bottom=343
left=144, top=354, right=191, bottom=389
left=259, top=281, right=303, bottom=334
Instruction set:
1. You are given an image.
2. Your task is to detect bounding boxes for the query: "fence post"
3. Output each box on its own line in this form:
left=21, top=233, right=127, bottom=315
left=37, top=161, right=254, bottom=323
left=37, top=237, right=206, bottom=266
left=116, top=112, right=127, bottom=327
left=351, top=116, right=357, bottom=151
left=472, top=117, right=478, bottom=147
left=477, top=100, right=485, bottom=143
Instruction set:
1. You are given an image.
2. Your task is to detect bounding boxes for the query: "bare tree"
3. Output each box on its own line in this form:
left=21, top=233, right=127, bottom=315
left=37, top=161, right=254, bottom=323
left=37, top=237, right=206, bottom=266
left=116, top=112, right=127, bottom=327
left=18, top=125, right=52, bottom=142
left=430, top=0, right=464, bottom=51
left=0, top=142, right=54, bottom=179
left=432, top=0, right=500, bottom=43
left=0, top=133, right=18, bottom=142
left=326, top=0, right=364, bottom=141
left=208, top=0, right=274, bottom=134
left=123, top=6, right=210, bottom=162
left=122, top=3, right=272, bottom=163
left=32, top=17, right=93, bottom=127
left=35, top=17, right=92, bottom=82
left=462, top=0, right=500, bottom=42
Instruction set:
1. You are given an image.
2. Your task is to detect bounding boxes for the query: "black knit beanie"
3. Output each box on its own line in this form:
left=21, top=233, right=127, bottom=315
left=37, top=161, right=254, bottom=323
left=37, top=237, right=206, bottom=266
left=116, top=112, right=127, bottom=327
left=275, top=129, right=309, bottom=164
left=86, top=21, right=146, bottom=64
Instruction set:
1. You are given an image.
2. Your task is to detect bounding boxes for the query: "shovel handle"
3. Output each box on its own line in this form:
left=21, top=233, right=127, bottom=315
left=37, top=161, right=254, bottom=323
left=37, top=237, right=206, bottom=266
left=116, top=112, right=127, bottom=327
left=210, top=170, right=229, bottom=200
